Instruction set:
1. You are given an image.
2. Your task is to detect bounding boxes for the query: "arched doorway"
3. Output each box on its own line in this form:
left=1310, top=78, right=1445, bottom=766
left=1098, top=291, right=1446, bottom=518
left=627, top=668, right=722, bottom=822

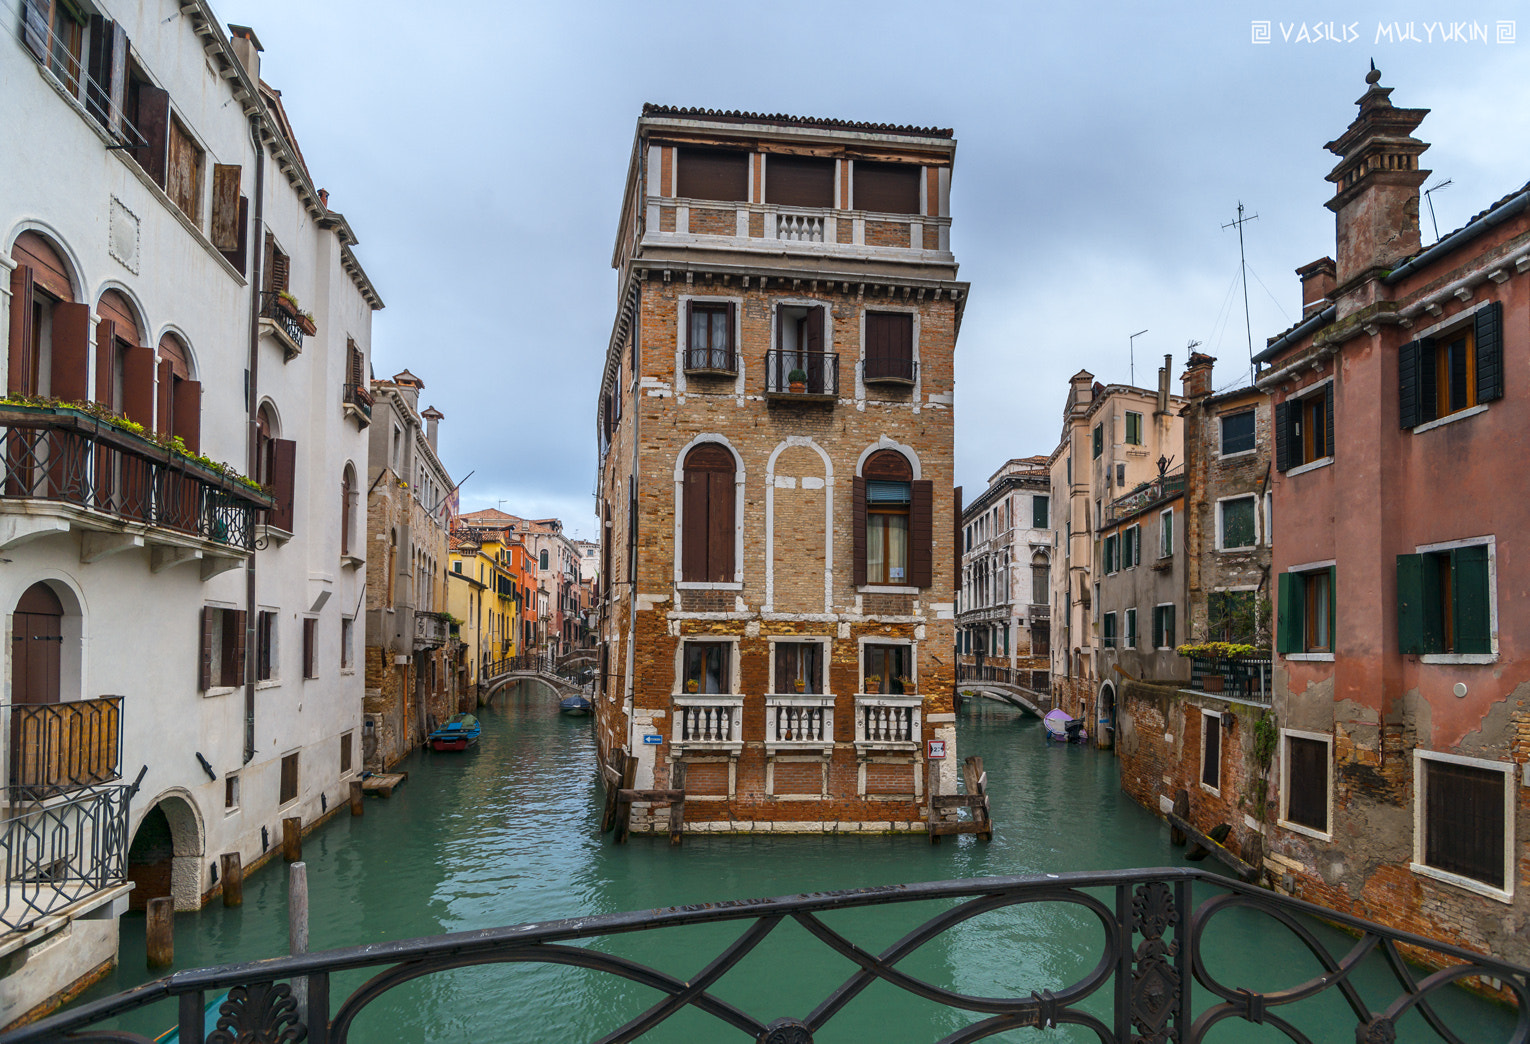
left=1097, top=681, right=1117, bottom=751
left=12, top=582, right=63, bottom=707
left=127, top=793, right=204, bottom=911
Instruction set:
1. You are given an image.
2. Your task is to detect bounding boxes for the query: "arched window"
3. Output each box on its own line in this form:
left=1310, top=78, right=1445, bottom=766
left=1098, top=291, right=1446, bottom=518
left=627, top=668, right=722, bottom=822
left=855, top=450, right=931, bottom=587
left=95, top=290, right=142, bottom=413
left=681, top=442, right=735, bottom=582
left=256, top=405, right=277, bottom=485
left=340, top=464, right=356, bottom=556
left=1031, top=551, right=1050, bottom=605
left=9, top=230, right=85, bottom=400
left=156, top=333, right=200, bottom=452
left=12, top=583, right=63, bottom=707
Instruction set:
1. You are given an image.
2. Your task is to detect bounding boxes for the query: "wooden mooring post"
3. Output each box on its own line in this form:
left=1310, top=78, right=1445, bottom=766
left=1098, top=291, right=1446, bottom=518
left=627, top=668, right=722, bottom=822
left=1164, top=788, right=1259, bottom=883
left=220, top=852, right=243, bottom=907
left=146, top=897, right=174, bottom=968
left=927, top=755, right=994, bottom=843
left=349, top=780, right=365, bottom=816
left=282, top=816, right=302, bottom=862
left=667, top=761, right=686, bottom=846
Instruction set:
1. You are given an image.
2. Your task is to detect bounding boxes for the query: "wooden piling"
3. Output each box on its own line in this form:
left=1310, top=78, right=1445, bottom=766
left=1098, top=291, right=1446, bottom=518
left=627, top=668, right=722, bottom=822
left=349, top=780, right=365, bottom=816
left=220, top=852, right=243, bottom=908
left=962, top=756, right=993, bottom=842
left=667, top=762, right=686, bottom=846
left=613, top=752, right=638, bottom=844
left=283, top=816, right=302, bottom=862
left=927, top=761, right=941, bottom=844
left=600, top=749, right=623, bottom=833
left=1170, top=789, right=1189, bottom=846
left=146, top=897, right=174, bottom=968
left=289, top=862, right=309, bottom=1022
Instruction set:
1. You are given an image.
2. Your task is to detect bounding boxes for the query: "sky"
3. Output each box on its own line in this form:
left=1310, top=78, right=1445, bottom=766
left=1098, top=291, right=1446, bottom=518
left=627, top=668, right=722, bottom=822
left=218, top=1, right=1529, bottom=541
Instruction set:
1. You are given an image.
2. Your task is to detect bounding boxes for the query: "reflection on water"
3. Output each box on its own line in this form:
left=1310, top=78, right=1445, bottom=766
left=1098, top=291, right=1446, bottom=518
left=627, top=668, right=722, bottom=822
left=80, top=689, right=1514, bottom=1042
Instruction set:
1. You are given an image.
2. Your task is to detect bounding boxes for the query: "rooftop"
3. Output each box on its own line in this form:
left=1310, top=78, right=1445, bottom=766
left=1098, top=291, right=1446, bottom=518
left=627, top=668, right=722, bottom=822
left=641, top=103, right=952, bottom=139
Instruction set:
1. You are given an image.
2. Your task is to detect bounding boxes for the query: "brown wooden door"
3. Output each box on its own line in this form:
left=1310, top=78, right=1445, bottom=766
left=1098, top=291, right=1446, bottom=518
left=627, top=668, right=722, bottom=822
left=13, top=582, right=63, bottom=706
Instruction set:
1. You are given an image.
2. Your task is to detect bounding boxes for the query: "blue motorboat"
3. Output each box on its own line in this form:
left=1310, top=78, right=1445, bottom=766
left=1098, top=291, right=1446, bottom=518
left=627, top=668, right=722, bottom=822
left=428, top=713, right=481, bottom=751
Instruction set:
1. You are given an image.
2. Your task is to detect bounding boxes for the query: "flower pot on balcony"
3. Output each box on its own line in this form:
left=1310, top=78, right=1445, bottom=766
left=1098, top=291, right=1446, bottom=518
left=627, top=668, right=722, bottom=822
left=1201, top=673, right=1224, bottom=693
left=686, top=679, right=699, bottom=694
left=297, top=314, right=317, bottom=336
left=866, top=676, right=881, bottom=695
left=794, top=679, right=805, bottom=693
left=789, top=381, right=806, bottom=393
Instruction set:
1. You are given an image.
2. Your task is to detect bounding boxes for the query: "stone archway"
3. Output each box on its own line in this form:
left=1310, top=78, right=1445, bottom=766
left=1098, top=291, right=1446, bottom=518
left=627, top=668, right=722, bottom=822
left=1096, top=681, right=1117, bottom=751
left=127, top=791, right=204, bottom=911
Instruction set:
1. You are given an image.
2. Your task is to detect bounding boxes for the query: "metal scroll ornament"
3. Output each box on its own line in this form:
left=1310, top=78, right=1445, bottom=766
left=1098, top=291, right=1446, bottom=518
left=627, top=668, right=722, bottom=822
left=1129, top=881, right=1180, bottom=1043
left=758, top=1017, right=813, bottom=1044
left=206, top=982, right=308, bottom=1043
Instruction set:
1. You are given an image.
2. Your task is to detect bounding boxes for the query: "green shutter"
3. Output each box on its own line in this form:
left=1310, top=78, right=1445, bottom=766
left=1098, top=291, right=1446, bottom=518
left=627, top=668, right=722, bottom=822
left=1419, top=555, right=1445, bottom=654
left=1276, top=572, right=1303, bottom=655
left=1324, top=384, right=1335, bottom=459
left=1327, top=566, right=1337, bottom=653
left=1452, top=544, right=1491, bottom=654
left=1475, top=302, right=1504, bottom=404
left=1399, top=340, right=1420, bottom=428
left=1274, top=400, right=1292, bottom=471
left=1398, top=554, right=1427, bottom=654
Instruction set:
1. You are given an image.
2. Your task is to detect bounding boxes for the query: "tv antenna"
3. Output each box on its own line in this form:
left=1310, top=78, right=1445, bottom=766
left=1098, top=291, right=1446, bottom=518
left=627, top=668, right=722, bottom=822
left=1222, top=201, right=1259, bottom=383
left=1129, top=329, right=1149, bottom=386
left=1423, top=178, right=1453, bottom=242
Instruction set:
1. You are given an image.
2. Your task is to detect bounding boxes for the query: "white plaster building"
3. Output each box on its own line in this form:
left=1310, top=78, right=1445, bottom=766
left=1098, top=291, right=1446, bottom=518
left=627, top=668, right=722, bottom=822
left=0, top=2, right=381, bottom=1025
left=956, top=456, right=1053, bottom=672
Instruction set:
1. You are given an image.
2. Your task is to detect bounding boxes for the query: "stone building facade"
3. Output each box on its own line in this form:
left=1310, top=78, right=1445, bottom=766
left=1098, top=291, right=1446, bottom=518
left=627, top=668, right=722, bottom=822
left=594, top=105, right=967, bottom=834
left=955, top=456, right=1052, bottom=671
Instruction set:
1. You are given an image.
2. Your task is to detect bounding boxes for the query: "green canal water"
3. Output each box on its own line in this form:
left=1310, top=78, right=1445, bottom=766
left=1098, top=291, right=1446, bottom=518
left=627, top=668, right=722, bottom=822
left=80, top=689, right=1515, bottom=1042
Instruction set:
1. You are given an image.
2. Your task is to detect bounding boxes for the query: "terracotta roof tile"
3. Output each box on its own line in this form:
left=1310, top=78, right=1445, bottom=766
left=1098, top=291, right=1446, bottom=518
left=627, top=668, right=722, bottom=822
left=641, top=103, right=952, bottom=139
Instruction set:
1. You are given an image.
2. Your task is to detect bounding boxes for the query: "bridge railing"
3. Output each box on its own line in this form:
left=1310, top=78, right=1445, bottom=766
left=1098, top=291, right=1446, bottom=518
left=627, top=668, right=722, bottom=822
left=956, top=663, right=1050, bottom=693
left=13, top=867, right=1525, bottom=1043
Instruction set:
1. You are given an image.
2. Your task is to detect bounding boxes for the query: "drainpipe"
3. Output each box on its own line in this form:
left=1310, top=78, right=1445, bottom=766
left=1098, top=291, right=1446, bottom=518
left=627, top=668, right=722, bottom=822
left=242, top=111, right=266, bottom=765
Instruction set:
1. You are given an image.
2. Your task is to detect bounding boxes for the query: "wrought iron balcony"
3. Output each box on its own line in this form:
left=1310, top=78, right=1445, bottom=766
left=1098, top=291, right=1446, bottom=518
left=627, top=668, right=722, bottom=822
left=258, top=291, right=306, bottom=356
left=0, top=406, right=270, bottom=552
left=1183, top=655, right=1273, bottom=705
left=956, top=663, right=1051, bottom=695
left=683, top=345, right=737, bottom=376
left=765, top=350, right=839, bottom=400
left=863, top=357, right=917, bottom=385
left=1, top=783, right=130, bottom=933
left=342, top=382, right=373, bottom=425
left=9, top=696, right=122, bottom=800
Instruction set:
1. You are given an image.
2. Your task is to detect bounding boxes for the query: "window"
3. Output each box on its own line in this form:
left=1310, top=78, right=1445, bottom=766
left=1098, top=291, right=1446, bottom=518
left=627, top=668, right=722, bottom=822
left=682, top=641, right=732, bottom=694
left=199, top=607, right=246, bottom=690
left=1125, top=411, right=1143, bottom=446
left=1122, top=525, right=1140, bottom=568
left=1033, top=495, right=1049, bottom=529
left=1399, top=304, right=1502, bottom=429
left=166, top=116, right=203, bottom=224
left=765, top=154, right=834, bottom=208
left=863, top=643, right=912, bottom=694
left=1102, top=612, right=1117, bottom=649
left=340, top=733, right=353, bottom=774
left=684, top=301, right=736, bottom=373
left=675, top=147, right=748, bottom=202
left=1159, top=508, right=1173, bottom=558
left=852, top=161, right=920, bottom=214
left=1218, top=496, right=1257, bottom=551
left=341, top=466, right=355, bottom=556
left=1200, top=710, right=1221, bottom=791
left=1092, top=423, right=1103, bottom=459
left=20, top=0, right=84, bottom=92
left=224, top=774, right=239, bottom=811
left=1221, top=410, right=1256, bottom=456
left=1396, top=542, right=1492, bottom=657
left=1208, top=590, right=1258, bottom=644
left=1125, top=608, right=1138, bottom=649
left=857, top=451, right=930, bottom=588
left=341, top=617, right=354, bottom=670
left=279, top=753, right=299, bottom=805
left=1416, top=752, right=1512, bottom=894
left=540, top=549, right=549, bottom=570
left=1274, top=382, right=1333, bottom=471
left=681, top=443, right=736, bottom=583
left=1152, top=604, right=1175, bottom=650
left=1030, top=552, right=1048, bottom=604
left=1102, top=534, right=1118, bottom=574
left=1276, top=567, right=1335, bottom=655
left=302, top=617, right=318, bottom=679
left=1115, top=463, right=1126, bottom=487
left=770, top=304, right=829, bottom=394
left=773, top=642, right=823, bottom=694
left=864, top=312, right=915, bottom=383
left=1281, top=732, right=1330, bottom=836
left=255, top=610, right=276, bottom=681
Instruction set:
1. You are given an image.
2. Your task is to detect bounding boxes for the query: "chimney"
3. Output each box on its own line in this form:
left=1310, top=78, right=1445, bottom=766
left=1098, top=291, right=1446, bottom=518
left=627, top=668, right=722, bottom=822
left=1067, top=369, right=1095, bottom=416
left=1324, top=65, right=1430, bottom=287
left=1296, top=257, right=1337, bottom=316
left=1181, top=352, right=1216, bottom=400
left=421, top=407, right=444, bottom=452
left=1156, top=354, right=1171, bottom=414
left=226, top=25, right=263, bottom=84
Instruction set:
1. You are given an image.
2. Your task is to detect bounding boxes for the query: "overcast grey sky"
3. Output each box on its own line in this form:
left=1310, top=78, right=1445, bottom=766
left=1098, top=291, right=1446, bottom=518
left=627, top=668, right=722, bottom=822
left=219, top=1, right=1528, bottom=541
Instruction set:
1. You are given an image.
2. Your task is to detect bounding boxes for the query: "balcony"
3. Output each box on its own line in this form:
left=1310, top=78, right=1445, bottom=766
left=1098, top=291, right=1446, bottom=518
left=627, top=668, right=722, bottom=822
left=342, top=382, right=374, bottom=427
left=682, top=345, right=737, bottom=377
left=643, top=198, right=953, bottom=263
left=671, top=696, right=743, bottom=754
left=258, top=291, right=307, bottom=359
left=1105, top=471, right=1187, bottom=524
left=0, top=405, right=270, bottom=562
left=1181, top=655, right=1273, bottom=706
left=414, top=611, right=450, bottom=650
left=854, top=695, right=921, bottom=751
left=764, top=350, right=839, bottom=402
left=9, top=696, right=122, bottom=800
left=1, top=783, right=131, bottom=933
left=863, top=357, right=918, bottom=386
left=764, top=696, right=834, bottom=755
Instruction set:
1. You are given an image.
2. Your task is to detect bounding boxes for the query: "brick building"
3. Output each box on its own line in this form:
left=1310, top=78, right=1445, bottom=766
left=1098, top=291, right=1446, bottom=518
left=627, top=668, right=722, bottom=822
left=594, top=105, right=967, bottom=834
left=955, top=456, right=1053, bottom=670
left=1251, top=70, right=1529, bottom=967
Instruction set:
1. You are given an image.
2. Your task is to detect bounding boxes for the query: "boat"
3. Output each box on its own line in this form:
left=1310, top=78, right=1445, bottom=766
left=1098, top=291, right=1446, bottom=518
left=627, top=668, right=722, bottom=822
left=1042, top=708, right=1088, bottom=745
left=428, top=713, right=481, bottom=751
left=559, top=693, right=593, bottom=716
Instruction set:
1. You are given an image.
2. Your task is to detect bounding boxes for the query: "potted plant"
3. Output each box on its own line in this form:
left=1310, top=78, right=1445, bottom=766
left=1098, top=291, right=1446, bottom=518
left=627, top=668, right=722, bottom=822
left=686, top=678, right=699, bottom=694
left=897, top=674, right=914, bottom=693
left=794, top=677, right=806, bottom=693
left=787, top=367, right=808, bottom=393
left=865, top=674, right=881, bottom=694
left=297, top=311, right=317, bottom=336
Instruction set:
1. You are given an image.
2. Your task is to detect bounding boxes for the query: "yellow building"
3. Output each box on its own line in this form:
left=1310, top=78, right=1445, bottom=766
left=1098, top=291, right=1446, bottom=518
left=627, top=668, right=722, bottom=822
left=448, top=526, right=522, bottom=690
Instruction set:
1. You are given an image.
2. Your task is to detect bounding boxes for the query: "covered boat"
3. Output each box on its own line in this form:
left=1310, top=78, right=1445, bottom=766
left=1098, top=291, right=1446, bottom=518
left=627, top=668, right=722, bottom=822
left=428, top=713, right=481, bottom=751
left=1043, top=708, right=1088, bottom=744
left=559, top=693, right=593, bottom=715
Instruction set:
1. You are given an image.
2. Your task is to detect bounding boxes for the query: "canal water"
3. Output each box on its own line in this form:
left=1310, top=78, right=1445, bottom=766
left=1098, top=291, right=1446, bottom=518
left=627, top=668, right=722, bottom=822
left=81, top=688, right=1514, bottom=1042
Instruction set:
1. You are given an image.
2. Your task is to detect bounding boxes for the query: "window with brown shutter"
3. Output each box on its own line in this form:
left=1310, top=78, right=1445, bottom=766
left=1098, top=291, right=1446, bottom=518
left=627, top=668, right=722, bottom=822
left=302, top=617, right=318, bottom=679
left=166, top=116, right=203, bottom=223
left=199, top=606, right=245, bottom=689
left=765, top=154, right=834, bottom=208
left=269, top=438, right=297, bottom=532
left=211, top=164, right=242, bottom=250
left=1421, top=757, right=1507, bottom=889
left=130, top=80, right=170, bottom=186
left=279, top=752, right=298, bottom=805
left=860, top=450, right=918, bottom=586
left=1201, top=712, right=1221, bottom=790
left=853, top=161, right=920, bottom=214
left=340, top=733, right=352, bottom=774
left=864, top=312, right=914, bottom=383
left=681, top=443, right=735, bottom=583
left=255, top=610, right=276, bottom=681
left=49, top=302, right=91, bottom=401
left=1283, top=734, right=1329, bottom=832
left=675, top=147, right=749, bottom=202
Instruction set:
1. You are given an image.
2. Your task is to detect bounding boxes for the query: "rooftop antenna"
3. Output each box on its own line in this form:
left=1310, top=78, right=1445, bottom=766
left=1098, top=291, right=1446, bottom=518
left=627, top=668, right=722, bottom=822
left=1423, top=178, right=1453, bottom=242
left=1129, top=329, right=1149, bottom=386
left=1222, top=201, right=1259, bottom=383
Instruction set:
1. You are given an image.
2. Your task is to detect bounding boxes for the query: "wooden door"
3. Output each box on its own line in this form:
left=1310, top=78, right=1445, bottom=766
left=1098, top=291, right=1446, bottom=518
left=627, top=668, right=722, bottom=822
left=13, top=582, right=63, bottom=706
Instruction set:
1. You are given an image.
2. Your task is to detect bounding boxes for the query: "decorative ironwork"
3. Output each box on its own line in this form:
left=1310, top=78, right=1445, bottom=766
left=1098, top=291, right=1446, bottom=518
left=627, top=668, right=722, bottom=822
left=1186, top=656, right=1272, bottom=705
left=207, top=982, right=307, bottom=1044
left=341, top=382, right=373, bottom=420
left=14, top=869, right=1529, bottom=1044
left=956, top=663, right=1051, bottom=695
left=9, top=696, right=122, bottom=798
left=863, top=357, right=918, bottom=384
left=764, top=349, right=839, bottom=398
left=260, top=291, right=306, bottom=350
left=684, top=345, right=737, bottom=374
left=0, top=783, right=131, bottom=932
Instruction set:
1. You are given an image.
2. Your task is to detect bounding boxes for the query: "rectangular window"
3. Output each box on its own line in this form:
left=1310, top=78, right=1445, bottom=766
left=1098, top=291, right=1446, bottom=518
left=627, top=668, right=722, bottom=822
left=1102, top=612, right=1117, bottom=649
left=340, top=733, right=353, bottom=774
left=774, top=641, right=823, bottom=694
left=302, top=617, right=318, bottom=679
left=1218, top=496, right=1257, bottom=550
left=255, top=609, right=276, bottom=681
left=1092, top=423, right=1103, bottom=459
left=866, top=480, right=911, bottom=584
left=864, top=312, right=915, bottom=383
left=224, top=774, right=239, bottom=811
left=1033, top=495, right=1049, bottom=529
left=1159, top=508, right=1173, bottom=558
left=1208, top=590, right=1258, bottom=644
left=1103, top=534, right=1118, bottom=574
left=1201, top=711, right=1221, bottom=791
left=1277, top=568, right=1335, bottom=655
left=675, top=147, right=748, bottom=202
left=341, top=617, right=354, bottom=670
left=1125, top=411, right=1143, bottom=445
left=765, top=154, right=834, bottom=208
left=1417, top=754, right=1510, bottom=892
left=166, top=116, right=203, bottom=224
left=1221, top=409, right=1256, bottom=455
left=1153, top=604, right=1176, bottom=650
left=1122, top=525, right=1140, bottom=568
left=863, top=643, right=912, bottom=694
left=1396, top=542, right=1492, bottom=656
left=1275, top=383, right=1334, bottom=470
left=1282, top=733, right=1330, bottom=834
left=1124, top=608, right=1138, bottom=649
left=682, top=641, right=732, bottom=694
left=1115, top=462, right=1126, bottom=487
left=685, top=301, right=735, bottom=372
left=279, top=752, right=298, bottom=805
left=852, top=161, right=920, bottom=214
left=199, top=606, right=246, bottom=690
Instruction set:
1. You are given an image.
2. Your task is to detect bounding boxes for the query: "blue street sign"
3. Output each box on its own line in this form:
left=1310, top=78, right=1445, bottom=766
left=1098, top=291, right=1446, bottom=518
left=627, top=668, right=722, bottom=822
left=642, top=734, right=663, bottom=745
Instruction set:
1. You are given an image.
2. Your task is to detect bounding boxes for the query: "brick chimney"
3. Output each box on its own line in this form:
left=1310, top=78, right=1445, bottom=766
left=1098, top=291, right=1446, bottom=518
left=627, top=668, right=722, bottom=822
left=1295, top=257, right=1337, bottom=316
left=1181, top=352, right=1216, bottom=399
left=1324, top=65, right=1430, bottom=287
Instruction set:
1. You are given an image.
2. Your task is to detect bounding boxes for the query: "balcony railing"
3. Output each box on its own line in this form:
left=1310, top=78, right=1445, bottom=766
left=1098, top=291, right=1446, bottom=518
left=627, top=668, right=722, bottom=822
left=414, top=611, right=450, bottom=650
left=0, top=407, right=269, bottom=551
left=775, top=211, right=825, bottom=242
left=765, top=696, right=833, bottom=752
left=342, top=382, right=373, bottom=421
left=1029, top=603, right=1051, bottom=623
left=1105, top=471, right=1187, bottom=523
left=1184, top=655, right=1273, bottom=705
left=9, top=697, right=122, bottom=800
left=683, top=345, right=737, bottom=375
left=1, top=783, right=130, bottom=933
left=645, top=195, right=953, bottom=258
left=854, top=695, right=920, bottom=748
left=673, top=696, right=743, bottom=750
left=765, top=350, right=839, bottom=399
left=863, top=357, right=917, bottom=385
left=259, top=291, right=306, bottom=353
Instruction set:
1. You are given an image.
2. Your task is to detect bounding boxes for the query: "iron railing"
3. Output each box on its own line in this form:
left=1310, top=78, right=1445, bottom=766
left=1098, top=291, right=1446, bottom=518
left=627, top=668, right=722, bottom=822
left=342, top=382, right=373, bottom=419
left=684, top=345, right=737, bottom=374
left=1186, top=655, right=1273, bottom=705
left=9, top=696, right=122, bottom=799
left=0, top=408, right=268, bottom=550
left=864, top=357, right=918, bottom=384
left=765, top=349, right=839, bottom=397
left=1105, top=471, right=1187, bottom=523
left=1, top=783, right=131, bottom=933
left=15, top=867, right=1527, bottom=1043
left=259, top=291, right=306, bottom=349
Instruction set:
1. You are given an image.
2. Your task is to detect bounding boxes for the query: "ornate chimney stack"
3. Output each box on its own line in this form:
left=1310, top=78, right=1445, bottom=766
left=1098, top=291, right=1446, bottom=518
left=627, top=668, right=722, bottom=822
left=1324, top=65, right=1430, bottom=288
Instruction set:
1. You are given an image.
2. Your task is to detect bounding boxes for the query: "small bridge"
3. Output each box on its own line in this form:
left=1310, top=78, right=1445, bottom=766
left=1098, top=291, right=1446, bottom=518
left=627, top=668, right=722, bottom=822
left=482, top=655, right=586, bottom=698
left=955, top=664, right=1052, bottom=717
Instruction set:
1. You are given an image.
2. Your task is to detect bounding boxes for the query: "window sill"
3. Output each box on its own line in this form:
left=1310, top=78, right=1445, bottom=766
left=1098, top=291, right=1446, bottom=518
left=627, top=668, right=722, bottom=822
left=1218, top=448, right=1257, bottom=461
left=858, top=585, right=919, bottom=595
left=1409, top=862, right=1513, bottom=903
left=256, top=679, right=280, bottom=691
left=1419, top=653, right=1497, bottom=665
left=1411, top=404, right=1488, bottom=435
left=863, top=374, right=916, bottom=387
left=202, top=685, right=237, bottom=699
left=1216, top=545, right=1257, bottom=554
left=1277, top=819, right=1332, bottom=843
left=676, top=581, right=742, bottom=591
left=683, top=366, right=739, bottom=378
left=1282, top=652, right=1334, bottom=662
left=1285, top=457, right=1332, bottom=478
left=1199, top=782, right=1221, bottom=797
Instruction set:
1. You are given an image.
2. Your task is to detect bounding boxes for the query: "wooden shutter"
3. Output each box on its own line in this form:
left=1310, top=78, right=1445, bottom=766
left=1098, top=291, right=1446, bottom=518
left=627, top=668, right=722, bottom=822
left=93, top=318, right=116, bottom=408
left=1475, top=301, right=1504, bottom=404
left=155, top=358, right=173, bottom=435
left=1286, top=736, right=1328, bottom=831
left=853, top=476, right=867, bottom=587
left=302, top=617, right=316, bottom=678
left=172, top=379, right=201, bottom=454
left=211, top=165, right=242, bottom=250
left=765, top=155, right=834, bottom=208
left=219, top=195, right=249, bottom=275
left=20, top=0, right=46, bottom=59
left=1273, top=399, right=1291, bottom=471
left=199, top=606, right=215, bottom=690
left=953, top=486, right=964, bottom=595
left=121, top=345, right=155, bottom=426
left=805, top=306, right=824, bottom=353
left=1398, top=339, right=1420, bottom=429
left=707, top=469, right=733, bottom=582
left=1276, top=572, right=1303, bottom=654
left=683, top=299, right=693, bottom=360
left=681, top=467, right=708, bottom=582
left=675, top=147, right=749, bottom=202
left=1322, top=385, right=1335, bottom=459
left=853, top=161, right=920, bottom=214
left=230, top=609, right=247, bottom=684
left=726, top=301, right=736, bottom=359
left=626, top=478, right=637, bottom=581
left=132, top=84, right=170, bottom=186
left=1425, top=760, right=1504, bottom=888
left=1325, top=567, right=1336, bottom=652
left=8, top=265, right=35, bottom=395
left=270, top=438, right=297, bottom=532
left=1395, top=554, right=1424, bottom=654
left=909, top=480, right=933, bottom=588
left=1452, top=544, right=1491, bottom=654
left=50, top=302, right=91, bottom=402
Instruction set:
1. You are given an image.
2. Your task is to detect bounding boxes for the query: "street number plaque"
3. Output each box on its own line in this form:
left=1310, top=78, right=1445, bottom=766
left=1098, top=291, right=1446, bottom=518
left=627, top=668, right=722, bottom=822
left=927, top=739, right=946, bottom=759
